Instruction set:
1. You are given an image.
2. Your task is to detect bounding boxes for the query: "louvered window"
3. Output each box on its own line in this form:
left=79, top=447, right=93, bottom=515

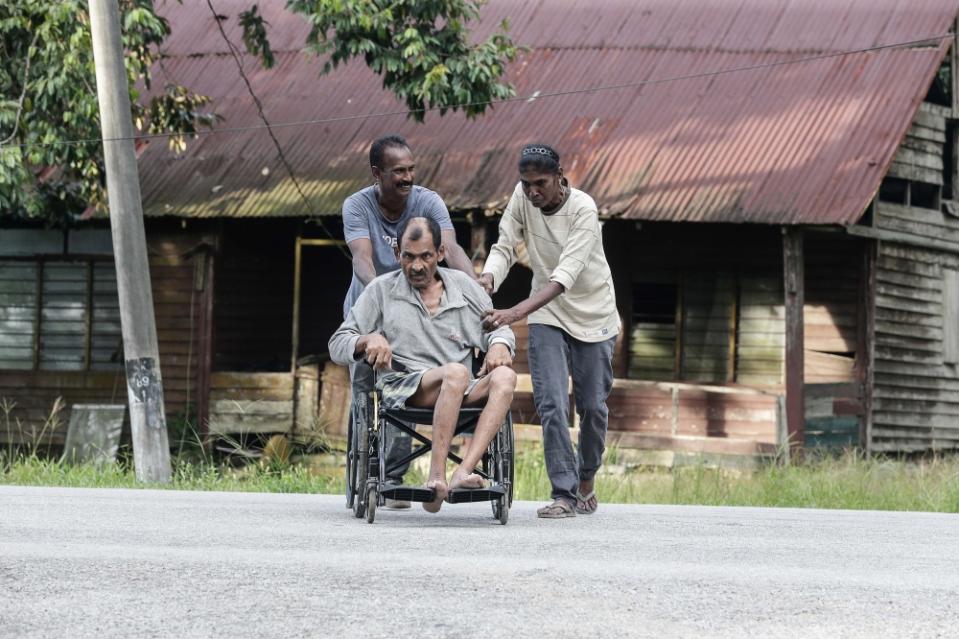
left=0, top=259, right=122, bottom=371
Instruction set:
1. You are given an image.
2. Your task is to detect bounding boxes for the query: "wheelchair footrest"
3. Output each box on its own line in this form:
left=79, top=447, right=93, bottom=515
left=447, top=485, right=506, bottom=504
left=379, top=484, right=436, bottom=502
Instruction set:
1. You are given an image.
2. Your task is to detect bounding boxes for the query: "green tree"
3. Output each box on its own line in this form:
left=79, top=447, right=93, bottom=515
left=285, top=0, right=517, bottom=119
left=0, top=0, right=518, bottom=223
left=0, top=1, right=219, bottom=221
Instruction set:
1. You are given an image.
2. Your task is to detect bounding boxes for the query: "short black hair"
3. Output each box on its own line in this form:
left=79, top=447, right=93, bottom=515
left=518, top=143, right=561, bottom=174
left=397, top=216, right=442, bottom=251
left=370, top=134, right=410, bottom=168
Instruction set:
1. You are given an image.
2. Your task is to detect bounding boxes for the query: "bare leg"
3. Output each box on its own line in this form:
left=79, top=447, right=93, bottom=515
left=407, top=363, right=470, bottom=512
left=451, top=366, right=516, bottom=489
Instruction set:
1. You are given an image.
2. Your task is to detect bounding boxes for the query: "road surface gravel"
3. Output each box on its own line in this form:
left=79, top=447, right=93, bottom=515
left=1, top=486, right=957, bottom=638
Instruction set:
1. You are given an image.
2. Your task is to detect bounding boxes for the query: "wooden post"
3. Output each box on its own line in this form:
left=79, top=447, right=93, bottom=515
left=782, top=227, right=805, bottom=457
left=775, top=394, right=789, bottom=465
left=860, top=240, right=877, bottom=453
left=674, top=272, right=685, bottom=379
left=727, top=272, right=739, bottom=383
left=291, top=237, right=303, bottom=371
left=89, top=0, right=171, bottom=482
left=197, top=251, right=215, bottom=442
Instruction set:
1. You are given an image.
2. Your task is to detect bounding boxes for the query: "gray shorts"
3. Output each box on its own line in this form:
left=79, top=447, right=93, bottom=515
left=377, top=370, right=481, bottom=409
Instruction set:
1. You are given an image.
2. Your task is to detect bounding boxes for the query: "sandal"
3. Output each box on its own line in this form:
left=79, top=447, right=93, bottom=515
left=574, top=490, right=598, bottom=515
left=536, top=499, right=576, bottom=519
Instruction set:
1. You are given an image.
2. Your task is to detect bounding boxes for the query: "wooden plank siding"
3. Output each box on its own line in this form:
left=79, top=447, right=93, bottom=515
left=149, top=234, right=205, bottom=417
left=207, top=371, right=294, bottom=435
left=606, top=223, right=862, bottom=388
left=0, top=232, right=207, bottom=446
left=888, top=104, right=947, bottom=186
left=803, top=234, right=861, bottom=384
left=870, top=94, right=956, bottom=452
left=871, top=199, right=959, bottom=451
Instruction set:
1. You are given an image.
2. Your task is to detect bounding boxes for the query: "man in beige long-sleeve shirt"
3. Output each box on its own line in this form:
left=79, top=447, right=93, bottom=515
left=480, top=144, right=620, bottom=519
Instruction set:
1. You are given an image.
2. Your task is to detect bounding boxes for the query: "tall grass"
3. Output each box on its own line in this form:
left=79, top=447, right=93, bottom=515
left=1, top=399, right=341, bottom=495
left=2, top=444, right=959, bottom=512
left=513, top=446, right=959, bottom=512
left=0, top=453, right=341, bottom=494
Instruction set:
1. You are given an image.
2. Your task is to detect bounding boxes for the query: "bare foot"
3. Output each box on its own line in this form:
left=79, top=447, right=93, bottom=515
left=423, top=479, right=448, bottom=513
left=450, top=471, right=488, bottom=490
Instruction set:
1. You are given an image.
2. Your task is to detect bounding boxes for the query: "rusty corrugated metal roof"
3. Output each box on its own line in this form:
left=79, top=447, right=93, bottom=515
left=139, top=0, right=958, bottom=224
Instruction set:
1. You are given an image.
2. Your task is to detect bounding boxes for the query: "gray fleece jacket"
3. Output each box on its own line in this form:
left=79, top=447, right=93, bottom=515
left=328, top=267, right=515, bottom=374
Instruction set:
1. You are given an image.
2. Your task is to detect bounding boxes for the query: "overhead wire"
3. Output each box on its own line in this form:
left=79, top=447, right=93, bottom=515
left=203, top=0, right=349, bottom=257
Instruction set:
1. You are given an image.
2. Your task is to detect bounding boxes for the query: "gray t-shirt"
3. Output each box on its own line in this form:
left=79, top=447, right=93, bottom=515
left=341, top=185, right=454, bottom=318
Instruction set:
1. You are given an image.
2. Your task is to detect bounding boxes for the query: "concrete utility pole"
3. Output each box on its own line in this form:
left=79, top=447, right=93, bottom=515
left=89, top=0, right=172, bottom=482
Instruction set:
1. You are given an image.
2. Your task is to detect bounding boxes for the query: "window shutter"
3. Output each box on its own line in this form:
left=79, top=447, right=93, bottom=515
left=90, top=263, right=122, bottom=370
left=39, top=262, right=86, bottom=371
left=0, top=261, right=37, bottom=369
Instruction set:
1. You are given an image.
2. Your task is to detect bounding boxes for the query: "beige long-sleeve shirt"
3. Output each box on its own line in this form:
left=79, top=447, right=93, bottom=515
left=484, top=182, right=620, bottom=343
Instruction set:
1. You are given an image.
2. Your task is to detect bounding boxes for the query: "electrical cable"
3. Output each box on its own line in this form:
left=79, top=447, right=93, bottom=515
left=203, top=0, right=349, bottom=257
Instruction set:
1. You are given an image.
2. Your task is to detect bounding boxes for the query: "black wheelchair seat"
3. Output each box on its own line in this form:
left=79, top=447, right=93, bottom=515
left=384, top=406, right=485, bottom=428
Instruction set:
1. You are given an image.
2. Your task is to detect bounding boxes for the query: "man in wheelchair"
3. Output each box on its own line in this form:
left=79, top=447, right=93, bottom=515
left=329, top=216, right=517, bottom=513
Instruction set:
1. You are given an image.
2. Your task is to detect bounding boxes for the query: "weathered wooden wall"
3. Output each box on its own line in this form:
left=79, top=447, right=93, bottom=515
left=866, top=98, right=959, bottom=452
left=804, top=234, right=862, bottom=384
left=872, top=206, right=959, bottom=452
left=150, top=233, right=206, bottom=418
left=603, top=223, right=863, bottom=388
left=0, top=229, right=207, bottom=446
left=607, top=223, right=787, bottom=387
left=207, top=371, right=294, bottom=436
left=605, top=380, right=779, bottom=457
left=888, top=104, right=947, bottom=188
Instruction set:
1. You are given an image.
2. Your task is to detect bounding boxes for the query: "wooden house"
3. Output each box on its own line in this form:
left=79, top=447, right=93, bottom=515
left=3, top=0, right=959, bottom=462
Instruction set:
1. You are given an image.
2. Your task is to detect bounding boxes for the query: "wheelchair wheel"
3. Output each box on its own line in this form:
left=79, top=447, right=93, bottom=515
left=345, top=414, right=355, bottom=509
left=365, top=484, right=377, bottom=524
left=504, top=414, right=515, bottom=506
left=346, top=392, right=370, bottom=510
left=491, top=413, right=514, bottom=524
left=352, top=418, right=369, bottom=519
left=496, top=497, right=509, bottom=525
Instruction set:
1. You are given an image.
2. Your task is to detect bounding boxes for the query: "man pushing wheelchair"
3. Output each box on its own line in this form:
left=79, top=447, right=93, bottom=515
left=329, top=216, right=517, bottom=515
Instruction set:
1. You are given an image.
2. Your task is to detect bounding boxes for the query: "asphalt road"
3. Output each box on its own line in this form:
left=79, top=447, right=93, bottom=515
left=1, top=486, right=957, bottom=638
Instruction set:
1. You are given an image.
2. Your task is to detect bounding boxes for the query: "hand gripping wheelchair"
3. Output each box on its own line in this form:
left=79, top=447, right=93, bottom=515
left=345, top=362, right=514, bottom=525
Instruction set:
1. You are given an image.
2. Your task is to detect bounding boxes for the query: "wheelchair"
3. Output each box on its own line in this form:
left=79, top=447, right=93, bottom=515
left=345, top=362, right=514, bottom=525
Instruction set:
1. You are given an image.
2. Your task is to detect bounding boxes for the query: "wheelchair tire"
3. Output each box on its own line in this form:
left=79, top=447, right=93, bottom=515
left=352, top=416, right=369, bottom=519
left=345, top=415, right=355, bottom=509
left=491, top=413, right=515, bottom=522
left=365, top=484, right=377, bottom=524
left=504, top=415, right=515, bottom=507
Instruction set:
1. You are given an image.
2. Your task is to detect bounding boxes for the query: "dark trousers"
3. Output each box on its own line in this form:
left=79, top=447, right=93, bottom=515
left=528, top=324, right=615, bottom=504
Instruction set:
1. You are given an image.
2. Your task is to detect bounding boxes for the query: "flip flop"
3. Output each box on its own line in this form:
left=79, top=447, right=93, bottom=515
left=574, top=490, right=598, bottom=515
left=536, top=499, right=576, bottom=519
